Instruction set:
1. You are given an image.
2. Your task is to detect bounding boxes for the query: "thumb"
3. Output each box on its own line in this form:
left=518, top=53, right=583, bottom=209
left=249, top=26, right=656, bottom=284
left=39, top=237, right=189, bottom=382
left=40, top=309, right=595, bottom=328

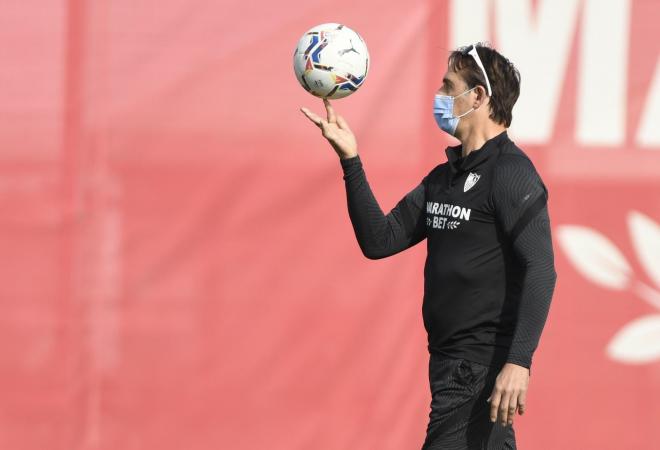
left=320, top=120, right=334, bottom=138
left=336, top=115, right=352, bottom=132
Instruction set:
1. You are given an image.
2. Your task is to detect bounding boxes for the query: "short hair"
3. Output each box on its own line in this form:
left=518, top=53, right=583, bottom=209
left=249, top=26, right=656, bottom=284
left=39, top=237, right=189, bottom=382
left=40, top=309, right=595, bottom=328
left=448, top=42, right=521, bottom=127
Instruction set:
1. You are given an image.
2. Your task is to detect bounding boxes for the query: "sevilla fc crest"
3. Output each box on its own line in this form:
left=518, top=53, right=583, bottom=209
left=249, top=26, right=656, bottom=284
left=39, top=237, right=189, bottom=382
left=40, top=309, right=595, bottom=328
left=464, top=172, right=481, bottom=192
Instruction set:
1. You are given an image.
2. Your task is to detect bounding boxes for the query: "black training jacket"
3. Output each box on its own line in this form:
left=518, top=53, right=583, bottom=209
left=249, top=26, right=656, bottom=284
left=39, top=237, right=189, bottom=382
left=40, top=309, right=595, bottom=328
left=339, top=131, right=557, bottom=373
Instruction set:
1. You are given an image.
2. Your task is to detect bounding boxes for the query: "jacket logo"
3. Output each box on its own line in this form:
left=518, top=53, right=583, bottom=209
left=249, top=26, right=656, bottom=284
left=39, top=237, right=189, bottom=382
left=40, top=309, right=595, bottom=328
left=464, top=172, right=481, bottom=192
left=426, top=202, right=472, bottom=230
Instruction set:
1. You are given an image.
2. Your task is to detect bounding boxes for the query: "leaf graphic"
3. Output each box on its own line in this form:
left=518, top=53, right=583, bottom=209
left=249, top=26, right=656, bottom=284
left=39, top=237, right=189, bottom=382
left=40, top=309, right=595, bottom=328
left=634, top=282, right=660, bottom=311
left=557, top=225, right=632, bottom=290
left=606, top=314, right=660, bottom=364
left=628, top=211, right=660, bottom=289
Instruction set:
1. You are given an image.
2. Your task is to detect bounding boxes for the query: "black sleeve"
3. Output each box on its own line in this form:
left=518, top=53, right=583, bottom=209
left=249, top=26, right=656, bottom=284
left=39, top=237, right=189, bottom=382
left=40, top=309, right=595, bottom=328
left=340, top=154, right=427, bottom=259
left=491, top=155, right=558, bottom=374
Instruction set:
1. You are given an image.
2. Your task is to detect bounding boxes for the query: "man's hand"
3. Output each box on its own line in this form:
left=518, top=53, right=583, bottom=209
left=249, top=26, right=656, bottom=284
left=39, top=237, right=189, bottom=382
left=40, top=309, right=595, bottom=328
left=300, top=98, right=358, bottom=160
left=487, top=362, right=529, bottom=427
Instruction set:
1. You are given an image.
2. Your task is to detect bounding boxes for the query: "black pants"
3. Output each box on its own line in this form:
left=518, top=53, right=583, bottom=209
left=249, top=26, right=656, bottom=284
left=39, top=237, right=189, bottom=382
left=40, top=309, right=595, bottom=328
left=421, top=354, right=517, bottom=450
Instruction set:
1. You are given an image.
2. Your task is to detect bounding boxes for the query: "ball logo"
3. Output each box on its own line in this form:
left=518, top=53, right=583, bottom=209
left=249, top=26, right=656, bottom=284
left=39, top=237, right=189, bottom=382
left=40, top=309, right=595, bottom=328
left=338, top=40, right=360, bottom=56
left=558, top=211, right=660, bottom=365
left=464, top=172, right=481, bottom=192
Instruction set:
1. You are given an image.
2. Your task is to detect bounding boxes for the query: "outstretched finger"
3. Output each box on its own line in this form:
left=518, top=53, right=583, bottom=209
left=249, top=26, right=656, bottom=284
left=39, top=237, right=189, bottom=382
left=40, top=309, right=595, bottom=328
left=323, top=98, right=337, bottom=124
left=300, top=107, right=326, bottom=128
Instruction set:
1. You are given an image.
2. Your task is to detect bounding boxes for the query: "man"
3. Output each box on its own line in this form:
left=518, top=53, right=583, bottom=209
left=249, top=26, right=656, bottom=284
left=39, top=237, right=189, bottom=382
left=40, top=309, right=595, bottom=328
left=300, top=43, right=557, bottom=449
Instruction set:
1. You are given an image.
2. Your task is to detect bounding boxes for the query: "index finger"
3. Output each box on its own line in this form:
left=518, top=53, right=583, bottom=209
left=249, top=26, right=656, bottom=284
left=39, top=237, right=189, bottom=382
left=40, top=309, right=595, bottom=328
left=323, top=98, right=337, bottom=124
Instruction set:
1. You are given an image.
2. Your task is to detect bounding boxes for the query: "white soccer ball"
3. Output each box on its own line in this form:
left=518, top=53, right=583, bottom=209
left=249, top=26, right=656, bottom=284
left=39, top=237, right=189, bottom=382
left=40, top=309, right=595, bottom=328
left=293, top=23, right=370, bottom=99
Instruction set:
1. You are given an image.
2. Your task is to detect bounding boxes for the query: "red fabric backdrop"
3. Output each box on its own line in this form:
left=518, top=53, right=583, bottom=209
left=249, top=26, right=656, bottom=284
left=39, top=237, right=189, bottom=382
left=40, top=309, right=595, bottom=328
left=0, top=0, right=658, bottom=449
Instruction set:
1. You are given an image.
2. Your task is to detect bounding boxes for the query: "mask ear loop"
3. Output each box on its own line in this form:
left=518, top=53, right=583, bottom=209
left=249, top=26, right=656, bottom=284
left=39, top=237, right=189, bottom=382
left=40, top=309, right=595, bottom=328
left=454, top=86, right=476, bottom=118
left=455, top=107, right=474, bottom=119
left=471, top=86, right=486, bottom=112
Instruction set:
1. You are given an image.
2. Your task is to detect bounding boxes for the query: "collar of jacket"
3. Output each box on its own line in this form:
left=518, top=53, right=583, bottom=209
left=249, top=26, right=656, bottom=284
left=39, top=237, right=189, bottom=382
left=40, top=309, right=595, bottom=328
left=444, top=130, right=509, bottom=176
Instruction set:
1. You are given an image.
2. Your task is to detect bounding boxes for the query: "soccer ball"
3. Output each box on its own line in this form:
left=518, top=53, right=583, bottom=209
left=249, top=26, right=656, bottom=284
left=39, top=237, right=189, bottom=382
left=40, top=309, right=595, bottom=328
left=293, top=23, right=369, bottom=99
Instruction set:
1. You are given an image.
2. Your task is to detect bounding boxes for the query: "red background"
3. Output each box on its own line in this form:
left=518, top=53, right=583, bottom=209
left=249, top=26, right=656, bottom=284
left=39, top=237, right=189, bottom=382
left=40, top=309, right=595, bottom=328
left=0, top=0, right=658, bottom=449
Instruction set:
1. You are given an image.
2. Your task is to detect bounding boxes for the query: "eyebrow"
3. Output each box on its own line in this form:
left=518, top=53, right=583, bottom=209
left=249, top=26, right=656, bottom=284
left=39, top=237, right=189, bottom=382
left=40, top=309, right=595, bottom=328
left=442, top=77, right=454, bottom=87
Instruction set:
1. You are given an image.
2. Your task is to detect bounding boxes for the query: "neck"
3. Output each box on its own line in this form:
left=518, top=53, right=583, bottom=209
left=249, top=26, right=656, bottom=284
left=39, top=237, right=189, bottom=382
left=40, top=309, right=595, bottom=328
left=458, top=122, right=507, bottom=157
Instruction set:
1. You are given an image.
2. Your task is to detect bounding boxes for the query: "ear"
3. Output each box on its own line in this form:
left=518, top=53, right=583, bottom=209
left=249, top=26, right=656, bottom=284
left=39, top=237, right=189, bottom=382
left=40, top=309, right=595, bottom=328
left=473, top=85, right=489, bottom=110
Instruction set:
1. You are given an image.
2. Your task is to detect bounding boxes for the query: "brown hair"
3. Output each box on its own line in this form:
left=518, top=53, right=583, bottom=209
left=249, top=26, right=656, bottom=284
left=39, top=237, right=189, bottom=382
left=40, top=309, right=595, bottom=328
left=448, top=42, right=521, bottom=127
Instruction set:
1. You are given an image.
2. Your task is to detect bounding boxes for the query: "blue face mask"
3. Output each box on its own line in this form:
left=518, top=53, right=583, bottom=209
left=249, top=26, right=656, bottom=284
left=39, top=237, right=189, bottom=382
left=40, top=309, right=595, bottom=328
left=433, top=87, right=476, bottom=136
